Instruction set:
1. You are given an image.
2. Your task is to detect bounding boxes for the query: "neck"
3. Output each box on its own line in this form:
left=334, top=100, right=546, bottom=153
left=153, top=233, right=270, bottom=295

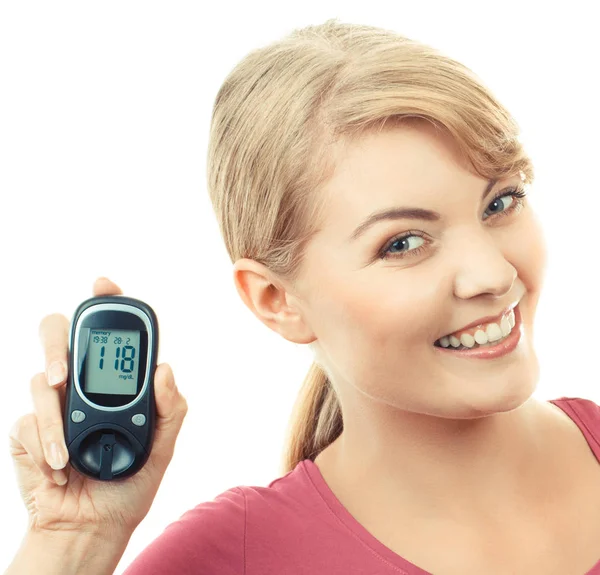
left=317, top=397, right=557, bottom=520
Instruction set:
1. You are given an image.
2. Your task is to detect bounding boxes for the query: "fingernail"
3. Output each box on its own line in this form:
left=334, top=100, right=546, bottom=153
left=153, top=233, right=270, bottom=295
left=47, top=361, right=66, bottom=386
left=52, top=469, right=68, bottom=486
left=49, top=442, right=66, bottom=470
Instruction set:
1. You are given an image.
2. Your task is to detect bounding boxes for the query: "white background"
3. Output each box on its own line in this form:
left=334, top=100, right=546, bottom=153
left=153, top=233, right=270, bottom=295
left=1, top=1, right=598, bottom=572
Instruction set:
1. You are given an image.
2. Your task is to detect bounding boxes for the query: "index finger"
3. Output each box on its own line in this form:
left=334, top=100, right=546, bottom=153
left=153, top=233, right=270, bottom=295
left=38, top=313, right=70, bottom=388
left=93, top=277, right=124, bottom=297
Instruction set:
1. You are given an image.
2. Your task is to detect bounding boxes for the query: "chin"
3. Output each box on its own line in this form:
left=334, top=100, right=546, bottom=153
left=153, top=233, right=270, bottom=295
left=455, top=374, right=540, bottom=418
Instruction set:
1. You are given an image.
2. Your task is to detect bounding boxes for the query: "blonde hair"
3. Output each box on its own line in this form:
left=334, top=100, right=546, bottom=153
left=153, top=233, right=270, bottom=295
left=206, top=19, right=534, bottom=477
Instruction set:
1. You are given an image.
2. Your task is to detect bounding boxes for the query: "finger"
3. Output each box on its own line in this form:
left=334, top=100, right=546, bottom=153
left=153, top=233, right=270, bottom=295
left=93, top=277, right=123, bottom=297
left=30, top=372, right=70, bottom=474
left=9, top=410, right=68, bottom=489
left=39, top=313, right=69, bottom=388
left=146, top=363, right=188, bottom=475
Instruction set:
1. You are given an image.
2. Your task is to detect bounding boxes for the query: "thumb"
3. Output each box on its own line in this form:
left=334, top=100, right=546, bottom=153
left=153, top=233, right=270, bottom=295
left=146, top=363, right=188, bottom=476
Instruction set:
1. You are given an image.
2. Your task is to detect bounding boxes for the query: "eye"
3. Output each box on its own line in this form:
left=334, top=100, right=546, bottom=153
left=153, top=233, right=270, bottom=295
left=482, top=186, right=527, bottom=221
left=379, top=185, right=528, bottom=261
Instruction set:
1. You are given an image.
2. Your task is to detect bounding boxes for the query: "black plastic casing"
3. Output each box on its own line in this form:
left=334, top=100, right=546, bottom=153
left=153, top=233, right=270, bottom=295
left=64, top=295, right=158, bottom=481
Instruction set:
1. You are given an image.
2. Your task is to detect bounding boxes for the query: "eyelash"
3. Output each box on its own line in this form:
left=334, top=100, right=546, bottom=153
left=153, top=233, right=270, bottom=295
left=378, top=185, right=528, bottom=261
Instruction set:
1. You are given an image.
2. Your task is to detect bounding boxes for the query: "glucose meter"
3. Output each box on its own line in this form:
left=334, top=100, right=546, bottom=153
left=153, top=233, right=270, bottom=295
left=63, top=295, right=159, bottom=481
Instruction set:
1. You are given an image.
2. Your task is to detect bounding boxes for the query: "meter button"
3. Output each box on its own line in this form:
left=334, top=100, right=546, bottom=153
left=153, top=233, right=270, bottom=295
left=71, top=410, right=86, bottom=423
left=131, top=414, right=146, bottom=427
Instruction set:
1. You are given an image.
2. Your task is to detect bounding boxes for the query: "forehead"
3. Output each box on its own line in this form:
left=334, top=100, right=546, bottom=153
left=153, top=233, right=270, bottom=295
left=318, top=123, right=477, bottom=231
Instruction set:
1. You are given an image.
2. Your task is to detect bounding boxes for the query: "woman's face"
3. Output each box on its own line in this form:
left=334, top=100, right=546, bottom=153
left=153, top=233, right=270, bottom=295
left=292, top=120, right=546, bottom=419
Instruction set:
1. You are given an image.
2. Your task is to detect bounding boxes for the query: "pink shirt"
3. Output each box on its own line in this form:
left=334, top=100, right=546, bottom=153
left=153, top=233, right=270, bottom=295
left=122, top=397, right=600, bottom=574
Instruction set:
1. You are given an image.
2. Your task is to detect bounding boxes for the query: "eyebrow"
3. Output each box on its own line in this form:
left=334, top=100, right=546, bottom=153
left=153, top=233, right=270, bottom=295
left=348, top=178, right=499, bottom=242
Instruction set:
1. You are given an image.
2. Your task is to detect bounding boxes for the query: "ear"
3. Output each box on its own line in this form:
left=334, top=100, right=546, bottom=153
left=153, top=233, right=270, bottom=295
left=232, top=258, right=316, bottom=344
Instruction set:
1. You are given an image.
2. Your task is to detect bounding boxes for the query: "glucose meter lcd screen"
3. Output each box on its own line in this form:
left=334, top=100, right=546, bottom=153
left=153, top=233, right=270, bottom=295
left=85, top=329, right=140, bottom=395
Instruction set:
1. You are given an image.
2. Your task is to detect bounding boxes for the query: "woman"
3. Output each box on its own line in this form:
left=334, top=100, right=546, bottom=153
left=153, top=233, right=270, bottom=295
left=7, top=19, right=600, bottom=574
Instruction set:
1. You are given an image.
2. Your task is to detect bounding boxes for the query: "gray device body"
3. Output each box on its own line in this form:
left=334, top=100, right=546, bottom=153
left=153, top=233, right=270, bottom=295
left=63, top=295, right=158, bottom=481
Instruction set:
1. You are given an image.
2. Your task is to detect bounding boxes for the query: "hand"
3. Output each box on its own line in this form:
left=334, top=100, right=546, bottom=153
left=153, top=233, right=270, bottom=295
left=8, top=277, right=189, bottom=537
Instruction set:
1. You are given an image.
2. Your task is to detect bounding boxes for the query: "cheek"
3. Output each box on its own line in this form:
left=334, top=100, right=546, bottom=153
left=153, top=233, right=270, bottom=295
left=512, top=212, right=547, bottom=288
left=319, top=276, right=434, bottom=350
left=312, top=284, right=431, bottom=393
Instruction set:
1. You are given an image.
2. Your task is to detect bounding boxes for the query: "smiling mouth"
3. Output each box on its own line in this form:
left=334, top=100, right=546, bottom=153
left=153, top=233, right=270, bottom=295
left=433, top=304, right=519, bottom=349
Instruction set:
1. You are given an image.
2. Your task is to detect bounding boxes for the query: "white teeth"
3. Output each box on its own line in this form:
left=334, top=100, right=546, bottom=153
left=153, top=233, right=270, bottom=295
left=508, top=311, right=515, bottom=329
left=485, top=323, right=503, bottom=342
left=473, top=328, right=488, bottom=345
left=460, top=332, right=475, bottom=348
left=500, top=315, right=511, bottom=337
left=436, top=308, right=516, bottom=349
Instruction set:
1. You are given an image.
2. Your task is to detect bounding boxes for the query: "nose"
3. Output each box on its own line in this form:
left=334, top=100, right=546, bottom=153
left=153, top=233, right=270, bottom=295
left=451, top=234, right=517, bottom=300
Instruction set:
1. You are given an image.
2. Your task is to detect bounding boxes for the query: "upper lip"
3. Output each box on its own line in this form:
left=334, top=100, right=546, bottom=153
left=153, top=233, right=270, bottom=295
left=440, top=301, right=520, bottom=338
